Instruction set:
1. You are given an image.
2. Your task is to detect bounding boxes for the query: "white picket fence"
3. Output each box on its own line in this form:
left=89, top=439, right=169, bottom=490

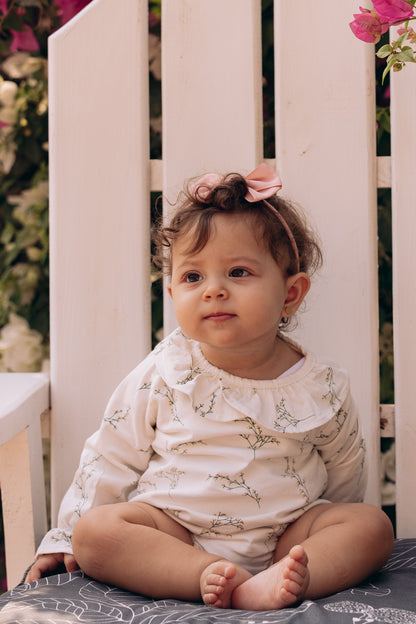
left=1, top=0, right=416, bottom=590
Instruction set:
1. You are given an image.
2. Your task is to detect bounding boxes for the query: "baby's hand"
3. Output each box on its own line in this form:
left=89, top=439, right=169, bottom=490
left=25, top=552, right=79, bottom=583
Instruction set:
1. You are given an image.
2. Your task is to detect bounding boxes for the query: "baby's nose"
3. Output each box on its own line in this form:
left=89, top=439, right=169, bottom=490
left=202, top=281, right=228, bottom=300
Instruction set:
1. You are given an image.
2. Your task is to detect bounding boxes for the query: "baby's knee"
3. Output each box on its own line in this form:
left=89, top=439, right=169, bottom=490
left=371, top=504, right=394, bottom=539
left=72, top=505, right=123, bottom=574
left=356, top=503, right=394, bottom=560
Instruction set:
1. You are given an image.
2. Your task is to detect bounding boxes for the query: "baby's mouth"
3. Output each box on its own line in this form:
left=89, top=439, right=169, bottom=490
left=204, top=312, right=236, bottom=321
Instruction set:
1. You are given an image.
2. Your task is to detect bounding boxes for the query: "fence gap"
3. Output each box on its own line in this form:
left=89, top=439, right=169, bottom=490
left=261, top=0, right=275, bottom=159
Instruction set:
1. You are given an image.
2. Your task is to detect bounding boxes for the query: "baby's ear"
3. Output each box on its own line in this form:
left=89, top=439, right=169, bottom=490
left=166, top=283, right=173, bottom=299
left=283, top=273, right=311, bottom=317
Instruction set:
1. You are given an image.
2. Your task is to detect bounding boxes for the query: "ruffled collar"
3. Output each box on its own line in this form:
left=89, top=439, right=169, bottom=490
left=154, top=328, right=314, bottom=390
left=152, top=329, right=350, bottom=433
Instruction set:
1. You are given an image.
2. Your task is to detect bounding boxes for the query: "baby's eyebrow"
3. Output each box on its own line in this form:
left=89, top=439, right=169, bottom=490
left=173, top=258, right=201, bottom=271
left=175, top=256, right=262, bottom=271
left=226, top=256, right=262, bottom=265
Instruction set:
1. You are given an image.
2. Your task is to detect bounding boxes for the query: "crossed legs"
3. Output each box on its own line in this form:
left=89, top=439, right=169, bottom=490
left=72, top=501, right=394, bottom=610
left=223, top=502, right=394, bottom=610
left=72, top=501, right=220, bottom=601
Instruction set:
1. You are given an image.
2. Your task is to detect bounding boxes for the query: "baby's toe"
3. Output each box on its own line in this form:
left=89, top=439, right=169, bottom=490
left=282, top=576, right=302, bottom=595
left=206, top=573, right=226, bottom=587
left=286, top=566, right=306, bottom=585
left=204, top=582, right=224, bottom=595
left=203, top=592, right=221, bottom=606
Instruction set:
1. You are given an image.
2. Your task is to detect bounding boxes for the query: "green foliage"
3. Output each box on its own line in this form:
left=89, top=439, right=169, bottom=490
left=148, top=0, right=161, bottom=21
left=0, top=57, right=49, bottom=344
left=149, top=0, right=161, bottom=159
left=0, top=1, right=66, bottom=366
left=378, top=189, right=394, bottom=404
left=0, top=2, right=164, bottom=365
left=262, top=0, right=274, bottom=158
left=375, top=36, right=394, bottom=403
left=0, top=1, right=61, bottom=60
left=377, top=31, right=416, bottom=83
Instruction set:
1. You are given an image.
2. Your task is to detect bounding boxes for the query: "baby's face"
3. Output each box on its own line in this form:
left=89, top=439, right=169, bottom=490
left=167, top=213, right=291, bottom=369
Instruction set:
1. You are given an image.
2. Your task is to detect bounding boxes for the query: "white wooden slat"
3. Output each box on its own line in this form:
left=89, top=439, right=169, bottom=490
left=48, top=0, right=151, bottom=522
left=274, top=1, right=380, bottom=504
left=161, top=0, right=263, bottom=334
left=390, top=60, right=416, bottom=537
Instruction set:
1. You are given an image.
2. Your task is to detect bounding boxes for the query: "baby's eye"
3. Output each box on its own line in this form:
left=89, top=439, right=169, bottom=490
left=184, top=272, right=202, bottom=283
left=230, top=268, right=249, bottom=278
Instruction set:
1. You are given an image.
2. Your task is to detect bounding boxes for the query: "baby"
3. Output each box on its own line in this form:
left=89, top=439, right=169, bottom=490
left=26, top=164, right=394, bottom=610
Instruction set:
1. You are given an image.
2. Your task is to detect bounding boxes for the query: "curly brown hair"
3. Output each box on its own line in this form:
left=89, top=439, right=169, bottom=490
left=152, top=172, right=322, bottom=279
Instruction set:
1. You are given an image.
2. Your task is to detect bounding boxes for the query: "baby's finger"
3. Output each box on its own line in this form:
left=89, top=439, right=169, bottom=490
left=64, top=553, right=79, bottom=573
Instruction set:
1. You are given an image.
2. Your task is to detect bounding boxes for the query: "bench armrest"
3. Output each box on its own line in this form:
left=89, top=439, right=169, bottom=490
left=0, top=373, right=49, bottom=588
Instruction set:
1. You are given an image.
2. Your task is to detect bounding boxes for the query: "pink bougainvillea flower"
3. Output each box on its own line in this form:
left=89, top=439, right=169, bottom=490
left=149, top=11, right=160, bottom=29
left=10, top=26, right=39, bottom=53
left=55, top=0, right=92, bottom=26
left=350, top=7, right=389, bottom=43
left=372, top=0, right=414, bottom=24
left=0, top=0, right=7, bottom=15
left=398, top=25, right=416, bottom=41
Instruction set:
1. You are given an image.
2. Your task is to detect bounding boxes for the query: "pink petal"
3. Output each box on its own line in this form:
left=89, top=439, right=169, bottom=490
left=350, top=10, right=389, bottom=43
left=372, top=0, right=414, bottom=23
left=55, top=0, right=92, bottom=26
left=10, top=27, right=39, bottom=53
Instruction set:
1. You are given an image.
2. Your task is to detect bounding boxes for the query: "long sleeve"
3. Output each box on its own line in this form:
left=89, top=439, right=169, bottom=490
left=36, top=358, right=158, bottom=556
left=315, top=389, right=367, bottom=503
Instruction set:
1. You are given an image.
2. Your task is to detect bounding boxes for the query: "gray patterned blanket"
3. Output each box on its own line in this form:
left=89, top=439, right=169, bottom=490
left=0, top=539, right=415, bottom=623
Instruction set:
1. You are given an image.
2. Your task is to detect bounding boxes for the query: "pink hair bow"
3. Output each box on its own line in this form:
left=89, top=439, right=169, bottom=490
left=190, top=163, right=282, bottom=202
left=189, top=163, right=299, bottom=273
left=244, top=163, right=282, bottom=202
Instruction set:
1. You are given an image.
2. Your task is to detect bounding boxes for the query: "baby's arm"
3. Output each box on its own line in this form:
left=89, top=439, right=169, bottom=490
left=33, top=358, right=158, bottom=569
left=317, top=385, right=367, bottom=502
left=25, top=553, right=79, bottom=583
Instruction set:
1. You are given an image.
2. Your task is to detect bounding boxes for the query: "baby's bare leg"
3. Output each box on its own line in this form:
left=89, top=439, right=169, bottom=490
left=72, top=502, right=222, bottom=601
left=232, top=502, right=394, bottom=611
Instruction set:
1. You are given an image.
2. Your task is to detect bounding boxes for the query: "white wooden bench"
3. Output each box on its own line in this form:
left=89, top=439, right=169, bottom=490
left=1, top=0, right=415, bottom=591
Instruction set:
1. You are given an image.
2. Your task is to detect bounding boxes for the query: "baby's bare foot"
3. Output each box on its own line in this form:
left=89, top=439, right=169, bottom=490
left=232, top=545, right=310, bottom=611
left=200, top=560, right=252, bottom=608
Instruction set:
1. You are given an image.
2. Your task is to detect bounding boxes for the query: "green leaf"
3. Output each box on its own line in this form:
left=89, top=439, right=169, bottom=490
left=377, top=107, right=391, bottom=134
left=382, top=56, right=400, bottom=83
left=0, top=221, right=14, bottom=245
left=377, top=44, right=393, bottom=58
left=148, top=0, right=161, bottom=18
left=392, top=32, right=408, bottom=50
left=396, top=48, right=416, bottom=62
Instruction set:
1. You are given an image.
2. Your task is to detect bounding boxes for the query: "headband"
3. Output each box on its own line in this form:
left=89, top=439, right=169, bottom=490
left=189, top=163, right=300, bottom=274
